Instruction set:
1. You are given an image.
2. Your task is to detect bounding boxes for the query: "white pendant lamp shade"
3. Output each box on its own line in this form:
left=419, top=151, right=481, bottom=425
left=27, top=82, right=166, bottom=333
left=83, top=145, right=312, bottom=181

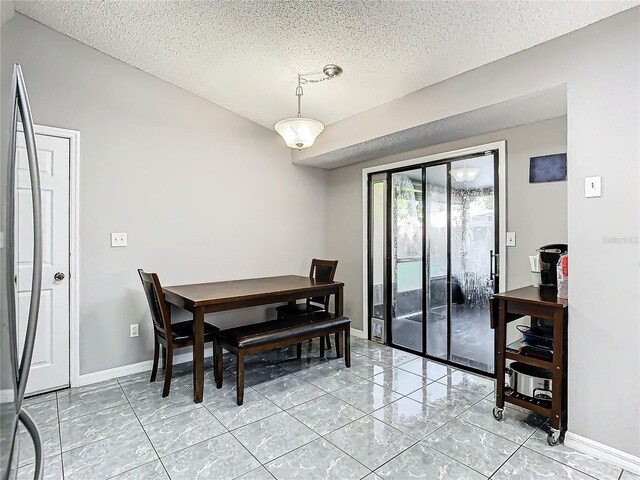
left=449, top=167, right=481, bottom=183
left=274, top=117, right=324, bottom=150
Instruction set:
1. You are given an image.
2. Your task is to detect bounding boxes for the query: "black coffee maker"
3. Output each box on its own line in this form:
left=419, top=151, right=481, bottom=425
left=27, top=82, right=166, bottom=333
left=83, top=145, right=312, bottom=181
left=537, top=243, right=568, bottom=294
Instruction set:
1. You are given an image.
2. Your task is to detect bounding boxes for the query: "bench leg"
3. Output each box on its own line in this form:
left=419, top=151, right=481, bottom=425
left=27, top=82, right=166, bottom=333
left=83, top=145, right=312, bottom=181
left=236, top=352, right=245, bottom=406
left=296, top=342, right=302, bottom=359
left=335, top=332, right=343, bottom=358
left=344, top=328, right=351, bottom=368
left=214, top=341, right=223, bottom=389
left=320, top=336, right=325, bottom=358
left=325, top=334, right=332, bottom=350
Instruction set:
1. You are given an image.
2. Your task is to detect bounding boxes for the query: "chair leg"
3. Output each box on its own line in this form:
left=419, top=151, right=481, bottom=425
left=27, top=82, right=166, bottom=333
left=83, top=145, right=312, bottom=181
left=150, top=340, right=159, bottom=382
left=320, top=336, right=325, bottom=358
left=296, top=342, right=302, bottom=359
left=162, top=346, right=173, bottom=398
left=214, top=341, right=223, bottom=389
left=336, top=331, right=343, bottom=358
left=161, top=345, right=166, bottom=370
left=344, top=328, right=351, bottom=368
left=236, top=352, right=245, bottom=406
left=325, top=334, right=332, bottom=350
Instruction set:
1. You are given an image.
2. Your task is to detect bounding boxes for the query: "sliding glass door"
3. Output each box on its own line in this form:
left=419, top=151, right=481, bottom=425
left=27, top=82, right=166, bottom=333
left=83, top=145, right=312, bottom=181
left=368, top=151, right=499, bottom=375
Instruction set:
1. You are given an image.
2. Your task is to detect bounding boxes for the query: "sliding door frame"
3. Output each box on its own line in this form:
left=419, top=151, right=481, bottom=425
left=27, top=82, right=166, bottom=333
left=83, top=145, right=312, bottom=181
left=362, top=141, right=507, bottom=374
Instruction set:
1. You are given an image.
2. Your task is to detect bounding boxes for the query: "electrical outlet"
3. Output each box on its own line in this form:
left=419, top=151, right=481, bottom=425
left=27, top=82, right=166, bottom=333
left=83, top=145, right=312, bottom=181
left=130, top=324, right=139, bottom=338
left=506, top=232, right=516, bottom=247
left=111, top=232, right=128, bottom=247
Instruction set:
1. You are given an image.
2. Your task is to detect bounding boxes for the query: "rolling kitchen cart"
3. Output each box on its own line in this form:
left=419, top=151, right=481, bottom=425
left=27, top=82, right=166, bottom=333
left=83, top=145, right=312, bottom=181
left=490, top=286, right=568, bottom=446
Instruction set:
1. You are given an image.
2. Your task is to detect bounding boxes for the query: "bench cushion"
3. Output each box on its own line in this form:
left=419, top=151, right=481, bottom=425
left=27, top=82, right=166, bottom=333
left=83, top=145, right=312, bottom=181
left=216, top=313, right=350, bottom=349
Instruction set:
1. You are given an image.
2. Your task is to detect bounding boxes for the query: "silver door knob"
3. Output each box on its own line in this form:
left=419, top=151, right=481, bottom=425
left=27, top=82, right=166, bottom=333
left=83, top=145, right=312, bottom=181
left=54, top=272, right=65, bottom=281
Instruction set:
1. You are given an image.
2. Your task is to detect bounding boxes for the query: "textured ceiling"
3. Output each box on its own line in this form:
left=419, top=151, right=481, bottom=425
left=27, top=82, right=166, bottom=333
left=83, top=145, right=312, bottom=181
left=15, top=1, right=638, bottom=129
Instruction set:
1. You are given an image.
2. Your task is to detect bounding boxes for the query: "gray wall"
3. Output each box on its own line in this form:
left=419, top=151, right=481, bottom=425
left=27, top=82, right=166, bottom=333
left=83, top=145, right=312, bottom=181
left=326, top=116, right=568, bottom=330
left=322, top=9, right=639, bottom=457
left=1, top=14, right=328, bottom=375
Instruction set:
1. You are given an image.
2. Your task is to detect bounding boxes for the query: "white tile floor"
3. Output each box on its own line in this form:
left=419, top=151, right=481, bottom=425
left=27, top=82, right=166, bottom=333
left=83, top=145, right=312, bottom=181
left=20, top=337, right=636, bottom=480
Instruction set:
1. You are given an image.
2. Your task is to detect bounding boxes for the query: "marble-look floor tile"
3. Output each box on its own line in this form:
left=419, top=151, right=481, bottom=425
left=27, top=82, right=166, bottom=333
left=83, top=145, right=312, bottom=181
left=371, top=368, right=429, bottom=395
left=265, top=437, right=370, bottom=480
left=492, top=447, right=593, bottom=479
left=59, top=403, right=137, bottom=452
left=364, top=348, right=420, bottom=367
left=622, top=471, right=640, bottom=480
left=17, top=453, right=63, bottom=480
left=116, top=370, right=154, bottom=385
left=296, top=366, right=362, bottom=393
left=22, top=399, right=58, bottom=426
left=288, top=394, right=365, bottom=435
left=161, top=432, right=260, bottom=480
left=61, top=379, right=118, bottom=396
left=232, top=411, right=319, bottom=463
left=206, top=389, right=282, bottom=430
left=242, top=363, right=290, bottom=389
left=199, top=373, right=254, bottom=406
left=425, top=418, right=518, bottom=476
left=62, top=426, right=156, bottom=480
left=235, top=466, right=276, bottom=479
left=144, top=407, right=226, bottom=456
left=258, top=376, right=325, bottom=409
left=407, top=382, right=483, bottom=416
left=344, top=357, right=390, bottom=380
left=362, top=474, right=383, bottom=480
left=524, top=429, right=622, bottom=480
left=437, top=370, right=495, bottom=397
left=109, top=460, right=169, bottom=480
left=375, top=441, right=485, bottom=480
left=332, top=380, right=402, bottom=414
left=23, top=391, right=57, bottom=407
left=57, top=383, right=127, bottom=422
left=371, top=397, right=451, bottom=439
left=457, top=399, right=543, bottom=444
left=397, top=358, right=455, bottom=381
left=121, top=378, right=171, bottom=402
left=277, top=356, right=336, bottom=374
left=18, top=423, right=60, bottom=466
left=325, top=416, right=415, bottom=471
left=349, top=341, right=388, bottom=358
left=129, top=383, right=199, bottom=425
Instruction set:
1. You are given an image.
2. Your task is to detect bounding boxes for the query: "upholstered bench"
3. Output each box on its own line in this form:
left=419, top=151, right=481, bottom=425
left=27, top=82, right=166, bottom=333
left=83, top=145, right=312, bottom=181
left=213, top=313, right=351, bottom=405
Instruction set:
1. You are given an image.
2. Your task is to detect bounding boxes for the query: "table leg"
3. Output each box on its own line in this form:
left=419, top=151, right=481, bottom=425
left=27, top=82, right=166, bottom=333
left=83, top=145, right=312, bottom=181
left=335, top=286, right=344, bottom=316
left=495, top=300, right=506, bottom=411
left=192, top=307, right=204, bottom=403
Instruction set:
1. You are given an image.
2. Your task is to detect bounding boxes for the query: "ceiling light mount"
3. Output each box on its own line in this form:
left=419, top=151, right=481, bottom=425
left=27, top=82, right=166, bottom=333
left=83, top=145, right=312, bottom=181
left=274, top=64, right=343, bottom=150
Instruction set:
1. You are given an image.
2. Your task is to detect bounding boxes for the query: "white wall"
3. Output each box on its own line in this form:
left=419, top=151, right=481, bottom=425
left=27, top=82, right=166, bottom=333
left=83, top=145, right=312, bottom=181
left=1, top=14, right=327, bottom=375
left=327, top=116, right=568, bottom=330
left=323, top=9, right=639, bottom=457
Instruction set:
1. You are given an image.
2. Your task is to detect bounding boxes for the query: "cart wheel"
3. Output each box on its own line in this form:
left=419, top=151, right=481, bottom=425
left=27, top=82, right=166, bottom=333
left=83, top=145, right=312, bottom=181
left=492, top=407, right=504, bottom=421
left=547, top=430, right=562, bottom=446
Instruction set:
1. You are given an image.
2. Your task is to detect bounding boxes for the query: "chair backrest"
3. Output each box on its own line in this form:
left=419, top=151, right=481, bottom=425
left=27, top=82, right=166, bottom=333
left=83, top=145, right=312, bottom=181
left=309, top=259, right=338, bottom=309
left=137, top=269, right=172, bottom=339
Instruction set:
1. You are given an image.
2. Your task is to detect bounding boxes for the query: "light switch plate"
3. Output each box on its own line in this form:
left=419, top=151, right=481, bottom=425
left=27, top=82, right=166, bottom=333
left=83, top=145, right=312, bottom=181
left=506, top=231, right=516, bottom=247
left=111, top=232, right=128, bottom=247
left=585, top=176, right=602, bottom=198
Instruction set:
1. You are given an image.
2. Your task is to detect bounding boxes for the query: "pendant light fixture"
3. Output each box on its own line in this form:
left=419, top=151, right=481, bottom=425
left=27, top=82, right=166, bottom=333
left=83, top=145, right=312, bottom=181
left=274, top=64, right=343, bottom=150
left=449, top=167, right=481, bottom=183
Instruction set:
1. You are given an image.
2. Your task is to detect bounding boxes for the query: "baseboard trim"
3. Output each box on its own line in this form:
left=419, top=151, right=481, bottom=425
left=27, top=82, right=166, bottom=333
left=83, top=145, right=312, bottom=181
left=564, top=432, right=640, bottom=474
left=350, top=328, right=367, bottom=339
left=76, top=347, right=214, bottom=387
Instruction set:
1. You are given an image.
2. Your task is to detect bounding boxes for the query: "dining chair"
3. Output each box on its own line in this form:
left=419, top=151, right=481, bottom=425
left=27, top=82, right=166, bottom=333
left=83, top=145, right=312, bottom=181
left=137, top=269, right=219, bottom=397
left=275, top=259, right=338, bottom=350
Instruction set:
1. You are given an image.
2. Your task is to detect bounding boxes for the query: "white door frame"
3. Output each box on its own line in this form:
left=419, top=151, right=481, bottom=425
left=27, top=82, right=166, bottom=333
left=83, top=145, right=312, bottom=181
left=361, top=140, right=507, bottom=339
left=18, top=123, right=81, bottom=387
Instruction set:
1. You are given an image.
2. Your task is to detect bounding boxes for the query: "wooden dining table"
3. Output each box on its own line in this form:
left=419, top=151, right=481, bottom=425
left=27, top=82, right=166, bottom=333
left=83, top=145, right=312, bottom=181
left=163, top=275, right=344, bottom=403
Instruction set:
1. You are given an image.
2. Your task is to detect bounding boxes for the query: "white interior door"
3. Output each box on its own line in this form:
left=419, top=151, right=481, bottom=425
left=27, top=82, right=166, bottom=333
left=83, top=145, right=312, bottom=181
left=16, top=130, right=70, bottom=395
